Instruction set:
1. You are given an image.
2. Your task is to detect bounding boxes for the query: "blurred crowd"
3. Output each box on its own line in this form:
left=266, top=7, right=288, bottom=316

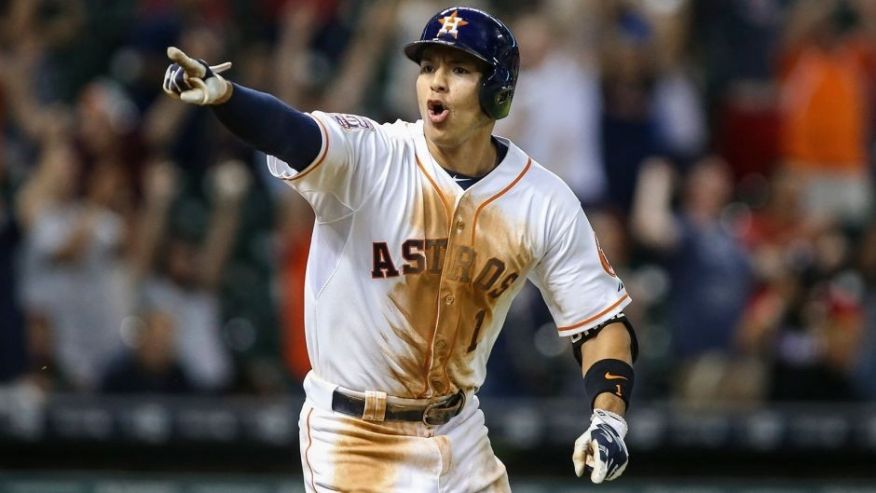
left=1, top=0, right=875, bottom=408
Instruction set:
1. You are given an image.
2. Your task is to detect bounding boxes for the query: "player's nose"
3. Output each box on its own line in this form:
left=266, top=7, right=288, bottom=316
left=429, top=65, right=449, bottom=93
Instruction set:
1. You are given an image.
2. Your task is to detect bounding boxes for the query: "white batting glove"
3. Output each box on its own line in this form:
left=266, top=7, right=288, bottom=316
left=573, top=409, right=629, bottom=483
left=162, top=46, right=233, bottom=105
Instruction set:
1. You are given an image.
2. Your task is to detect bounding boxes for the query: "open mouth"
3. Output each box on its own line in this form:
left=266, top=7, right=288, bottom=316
left=427, top=100, right=449, bottom=124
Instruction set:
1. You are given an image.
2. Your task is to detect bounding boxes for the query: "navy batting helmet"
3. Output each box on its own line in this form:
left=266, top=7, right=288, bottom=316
left=404, top=6, right=519, bottom=120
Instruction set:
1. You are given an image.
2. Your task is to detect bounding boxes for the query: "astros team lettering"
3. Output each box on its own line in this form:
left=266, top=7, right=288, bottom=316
left=371, top=239, right=518, bottom=297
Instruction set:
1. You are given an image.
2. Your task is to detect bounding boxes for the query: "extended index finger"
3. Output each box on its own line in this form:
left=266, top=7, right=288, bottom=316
left=167, top=46, right=206, bottom=77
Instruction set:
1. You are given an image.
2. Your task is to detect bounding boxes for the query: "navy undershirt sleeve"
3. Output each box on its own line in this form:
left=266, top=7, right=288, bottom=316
left=212, top=83, right=322, bottom=171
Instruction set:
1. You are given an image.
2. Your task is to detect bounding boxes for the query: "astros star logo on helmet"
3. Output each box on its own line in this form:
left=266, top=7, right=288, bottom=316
left=437, top=10, right=469, bottom=38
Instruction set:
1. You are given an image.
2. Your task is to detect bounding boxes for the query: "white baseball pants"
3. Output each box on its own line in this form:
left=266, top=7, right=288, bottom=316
left=298, top=371, right=510, bottom=492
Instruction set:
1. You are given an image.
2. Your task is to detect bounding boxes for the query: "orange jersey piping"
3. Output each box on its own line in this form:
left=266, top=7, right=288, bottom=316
left=557, top=293, right=630, bottom=333
left=414, top=154, right=451, bottom=222
left=470, top=159, right=532, bottom=244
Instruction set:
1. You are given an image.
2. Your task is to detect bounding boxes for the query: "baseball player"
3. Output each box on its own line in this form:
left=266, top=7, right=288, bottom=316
left=163, top=6, right=637, bottom=492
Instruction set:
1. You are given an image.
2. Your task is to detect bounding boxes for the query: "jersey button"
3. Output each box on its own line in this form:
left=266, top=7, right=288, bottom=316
left=435, top=339, right=448, bottom=354
left=444, top=295, right=455, bottom=305
left=455, top=220, right=465, bottom=231
left=431, top=379, right=447, bottom=393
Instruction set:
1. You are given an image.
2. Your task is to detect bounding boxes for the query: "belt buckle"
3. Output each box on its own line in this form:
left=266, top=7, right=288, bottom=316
left=421, top=391, right=465, bottom=426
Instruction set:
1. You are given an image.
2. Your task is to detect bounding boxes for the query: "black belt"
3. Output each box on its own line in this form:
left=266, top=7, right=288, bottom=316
left=331, top=389, right=466, bottom=426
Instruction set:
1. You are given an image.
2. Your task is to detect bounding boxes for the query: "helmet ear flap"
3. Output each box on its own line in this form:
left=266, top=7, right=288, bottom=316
left=478, top=52, right=517, bottom=119
left=479, top=76, right=514, bottom=119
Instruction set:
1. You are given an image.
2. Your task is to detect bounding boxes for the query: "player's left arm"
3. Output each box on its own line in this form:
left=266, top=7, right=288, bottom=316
left=526, top=184, right=636, bottom=483
left=572, top=318, right=635, bottom=483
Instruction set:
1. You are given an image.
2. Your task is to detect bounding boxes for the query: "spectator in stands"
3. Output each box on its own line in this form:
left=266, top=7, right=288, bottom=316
left=644, top=0, right=707, bottom=163
left=135, top=160, right=250, bottom=393
left=599, top=5, right=661, bottom=213
left=740, top=169, right=827, bottom=280
left=102, top=309, right=193, bottom=394
left=0, top=8, right=85, bottom=387
left=16, top=136, right=129, bottom=391
left=495, top=8, right=606, bottom=205
left=693, top=0, right=785, bottom=98
left=598, top=0, right=705, bottom=213
left=695, top=0, right=785, bottom=181
left=776, top=0, right=875, bottom=225
left=738, top=221, right=865, bottom=402
left=731, top=169, right=821, bottom=403
left=632, top=156, right=753, bottom=405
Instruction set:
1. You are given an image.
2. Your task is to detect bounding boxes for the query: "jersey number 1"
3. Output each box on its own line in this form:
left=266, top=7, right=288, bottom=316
left=467, top=310, right=486, bottom=353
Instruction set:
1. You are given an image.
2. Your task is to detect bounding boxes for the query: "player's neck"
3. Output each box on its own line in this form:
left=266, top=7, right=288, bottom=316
left=426, top=132, right=498, bottom=178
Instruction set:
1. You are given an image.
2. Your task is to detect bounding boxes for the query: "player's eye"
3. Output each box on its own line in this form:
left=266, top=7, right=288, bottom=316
left=420, top=63, right=434, bottom=74
left=452, top=66, right=470, bottom=75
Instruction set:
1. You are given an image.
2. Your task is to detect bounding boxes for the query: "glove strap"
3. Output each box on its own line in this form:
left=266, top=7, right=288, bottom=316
left=592, top=408, right=628, bottom=439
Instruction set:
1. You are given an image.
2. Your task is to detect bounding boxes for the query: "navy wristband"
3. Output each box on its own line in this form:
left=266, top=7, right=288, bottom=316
left=584, top=358, right=634, bottom=411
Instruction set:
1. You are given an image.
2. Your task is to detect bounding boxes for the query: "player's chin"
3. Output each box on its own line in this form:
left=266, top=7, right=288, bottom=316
left=423, top=122, right=449, bottom=139
left=424, top=126, right=458, bottom=148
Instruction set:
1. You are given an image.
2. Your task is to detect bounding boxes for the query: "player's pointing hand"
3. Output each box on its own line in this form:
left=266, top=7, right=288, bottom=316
left=162, top=46, right=233, bottom=105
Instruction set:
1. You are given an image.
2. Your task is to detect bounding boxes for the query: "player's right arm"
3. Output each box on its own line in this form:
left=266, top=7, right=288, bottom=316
left=161, top=47, right=322, bottom=171
left=162, top=47, right=392, bottom=223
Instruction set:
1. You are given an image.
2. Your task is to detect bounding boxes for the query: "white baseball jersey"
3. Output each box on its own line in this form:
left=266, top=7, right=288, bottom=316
left=268, top=111, right=630, bottom=400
